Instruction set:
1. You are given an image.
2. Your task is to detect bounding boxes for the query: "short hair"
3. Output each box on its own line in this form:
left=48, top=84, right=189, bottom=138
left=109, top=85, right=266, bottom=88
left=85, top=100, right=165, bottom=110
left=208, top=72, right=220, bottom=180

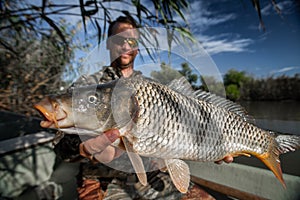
left=107, top=16, right=138, bottom=37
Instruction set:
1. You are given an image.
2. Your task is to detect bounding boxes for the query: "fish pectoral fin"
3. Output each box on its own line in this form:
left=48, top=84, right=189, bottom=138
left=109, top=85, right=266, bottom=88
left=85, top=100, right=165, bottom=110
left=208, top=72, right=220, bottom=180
left=121, top=136, right=147, bottom=186
left=165, top=159, right=190, bottom=193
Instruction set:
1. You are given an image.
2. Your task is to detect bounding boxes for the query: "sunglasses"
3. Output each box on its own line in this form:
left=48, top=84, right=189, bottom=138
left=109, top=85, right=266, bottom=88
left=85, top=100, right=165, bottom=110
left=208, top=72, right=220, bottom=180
left=110, top=35, right=139, bottom=48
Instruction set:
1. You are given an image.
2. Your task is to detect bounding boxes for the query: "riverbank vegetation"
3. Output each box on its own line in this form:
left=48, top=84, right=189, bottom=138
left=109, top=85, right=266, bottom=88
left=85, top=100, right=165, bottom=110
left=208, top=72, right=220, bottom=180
left=222, top=69, right=300, bottom=101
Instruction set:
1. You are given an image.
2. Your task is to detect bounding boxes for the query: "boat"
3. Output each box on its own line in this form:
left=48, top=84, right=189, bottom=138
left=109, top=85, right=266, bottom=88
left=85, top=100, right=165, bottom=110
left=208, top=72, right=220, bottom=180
left=0, top=111, right=299, bottom=200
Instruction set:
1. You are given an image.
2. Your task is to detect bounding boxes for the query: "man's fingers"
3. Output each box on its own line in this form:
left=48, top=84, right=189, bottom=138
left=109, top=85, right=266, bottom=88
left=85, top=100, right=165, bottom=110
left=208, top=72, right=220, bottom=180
left=82, top=129, right=120, bottom=155
left=93, top=146, right=116, bottom=163
left=93, top=146, right=124, bottom=163
left=223, top=156, right=234, bottom=163
left=104, top=129, right=120, bottom=142
left=214, top=156, right=234, bottom=165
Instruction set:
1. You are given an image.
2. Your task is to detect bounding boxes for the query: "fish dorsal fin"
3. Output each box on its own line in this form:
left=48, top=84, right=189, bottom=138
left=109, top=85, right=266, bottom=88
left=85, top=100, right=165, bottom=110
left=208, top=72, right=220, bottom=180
left=167, top=77, right=195, bottom=97
left=167, top=77, right=254, bottom=123
left=193, top=90, right=254, bottom=123
left=121, top=136, right=147, bottom=186
left=165, top=159, right=190, bottom=193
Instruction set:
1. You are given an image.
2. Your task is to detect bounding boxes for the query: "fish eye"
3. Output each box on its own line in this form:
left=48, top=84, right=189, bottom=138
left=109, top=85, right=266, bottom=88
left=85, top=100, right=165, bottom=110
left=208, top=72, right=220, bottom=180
left=88, top=94, right=98, bottom=104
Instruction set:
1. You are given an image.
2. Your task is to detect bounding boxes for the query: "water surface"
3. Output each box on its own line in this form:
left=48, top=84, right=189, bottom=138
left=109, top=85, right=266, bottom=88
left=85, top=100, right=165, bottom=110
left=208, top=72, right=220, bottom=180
left=236, top=101, right=300, bottom=176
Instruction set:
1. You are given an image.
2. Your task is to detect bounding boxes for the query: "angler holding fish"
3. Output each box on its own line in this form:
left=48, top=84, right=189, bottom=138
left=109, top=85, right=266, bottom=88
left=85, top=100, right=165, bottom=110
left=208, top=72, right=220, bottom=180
left=35, top=16, right=230, bottom=199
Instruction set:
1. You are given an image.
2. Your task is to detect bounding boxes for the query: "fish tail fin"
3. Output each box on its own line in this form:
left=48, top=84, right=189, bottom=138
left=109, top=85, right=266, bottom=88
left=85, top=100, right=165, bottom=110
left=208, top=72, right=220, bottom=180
left=257, top=132, right=300, bottom=188
left=257, top=145, right=285, bottom=187
left=274, top=133, right=300, bottom=154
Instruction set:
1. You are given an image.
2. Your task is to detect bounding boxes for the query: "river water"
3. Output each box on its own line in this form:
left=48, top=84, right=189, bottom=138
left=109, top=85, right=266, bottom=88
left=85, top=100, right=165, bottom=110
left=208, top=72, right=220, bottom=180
left=236, top=101, right=300, bottom=176
left=240, top=101, right=300, bottom=135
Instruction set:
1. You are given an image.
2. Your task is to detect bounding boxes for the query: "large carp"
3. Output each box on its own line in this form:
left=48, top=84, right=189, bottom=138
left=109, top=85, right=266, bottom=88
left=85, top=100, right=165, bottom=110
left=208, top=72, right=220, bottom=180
left=35, top=75, right=300, bottom=193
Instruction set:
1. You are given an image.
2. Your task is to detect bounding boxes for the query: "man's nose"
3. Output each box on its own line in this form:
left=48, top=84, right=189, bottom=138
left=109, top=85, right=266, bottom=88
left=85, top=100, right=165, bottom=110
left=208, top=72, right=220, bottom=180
left=121, top=41, right=132, bottom=50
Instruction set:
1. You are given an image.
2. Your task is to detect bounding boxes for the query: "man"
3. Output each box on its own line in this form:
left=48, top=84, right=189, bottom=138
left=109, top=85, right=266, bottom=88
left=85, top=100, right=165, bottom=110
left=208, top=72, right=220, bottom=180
left=72, top=16, right=141, bottom=164
left=55, top=16, right=233, bottom=199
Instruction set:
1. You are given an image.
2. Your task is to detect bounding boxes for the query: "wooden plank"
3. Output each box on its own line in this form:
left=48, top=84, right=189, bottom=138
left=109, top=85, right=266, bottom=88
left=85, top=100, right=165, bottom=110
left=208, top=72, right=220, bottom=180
left=191, top=175, right=268, bottom=200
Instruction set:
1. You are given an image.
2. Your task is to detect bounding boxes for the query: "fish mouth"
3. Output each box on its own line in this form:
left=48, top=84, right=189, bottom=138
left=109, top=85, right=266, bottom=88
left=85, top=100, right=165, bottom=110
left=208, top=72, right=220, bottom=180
left=35, top=104, right=55, bottom=128
left=34, top=96, right=68, bottom=129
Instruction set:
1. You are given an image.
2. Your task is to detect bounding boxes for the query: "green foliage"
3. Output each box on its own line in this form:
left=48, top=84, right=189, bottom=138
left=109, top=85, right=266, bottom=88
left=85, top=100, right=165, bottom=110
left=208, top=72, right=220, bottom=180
left=178, top=62, right=198, bottom=86
left=226, top=84, right=240, bottom=101
left=150, top=62, right=203, bottom=90
left=223, top=69, right=300, bottom=101
left=224, top=69, right=251, bottom=88
left=0, top=33, right=73, bottom=116
left=199, top=76, right=225, bottom=97
left=0, top=1, right=74, bottom=116
left=241, top=74, right=300, bottom=101
left=223, top=69, right=252, bottom=100
left=150, top=62, right=182, bottom=84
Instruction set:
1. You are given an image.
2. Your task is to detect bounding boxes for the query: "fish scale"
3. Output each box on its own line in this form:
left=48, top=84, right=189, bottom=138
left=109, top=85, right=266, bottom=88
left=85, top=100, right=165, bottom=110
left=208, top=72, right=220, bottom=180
left=132, top=83, right=212, bottom=159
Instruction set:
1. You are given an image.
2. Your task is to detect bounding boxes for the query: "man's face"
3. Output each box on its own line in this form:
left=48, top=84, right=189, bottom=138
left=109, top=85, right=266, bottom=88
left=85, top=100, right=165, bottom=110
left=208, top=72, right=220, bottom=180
left=107, top=22, right=139, bottom=69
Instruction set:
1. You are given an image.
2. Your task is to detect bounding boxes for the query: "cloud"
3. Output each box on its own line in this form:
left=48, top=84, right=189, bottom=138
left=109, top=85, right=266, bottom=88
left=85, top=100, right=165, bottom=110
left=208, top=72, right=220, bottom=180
left=186, top=1, right=236, bottom=32
left=198, top=35, right=254, bottom=55
left=183, top=1, right=252, bottom=55
left=270, top=66, right=300, bottom=74
left=261, top=3, right=273, bottom=16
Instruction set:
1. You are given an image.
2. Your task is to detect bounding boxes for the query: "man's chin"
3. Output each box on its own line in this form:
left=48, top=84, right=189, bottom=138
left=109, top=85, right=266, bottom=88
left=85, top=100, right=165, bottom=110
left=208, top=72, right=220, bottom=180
left=119, top=63, right=132, bottom=69
left=118, top=59, right=133, bottom=68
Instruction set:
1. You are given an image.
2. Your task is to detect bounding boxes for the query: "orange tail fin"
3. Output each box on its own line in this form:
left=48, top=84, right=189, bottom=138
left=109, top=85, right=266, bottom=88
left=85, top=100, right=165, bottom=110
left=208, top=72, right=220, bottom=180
left=257, top=150, right=285, bottom=187
left=257, top=132, right=300, bottom=188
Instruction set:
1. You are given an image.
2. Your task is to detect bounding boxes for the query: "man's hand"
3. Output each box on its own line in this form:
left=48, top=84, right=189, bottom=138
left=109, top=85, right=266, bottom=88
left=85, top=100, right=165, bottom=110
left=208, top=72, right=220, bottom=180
left=214, top=156, right=234, bottom=164
left=79, top=129, right=123, bottom=163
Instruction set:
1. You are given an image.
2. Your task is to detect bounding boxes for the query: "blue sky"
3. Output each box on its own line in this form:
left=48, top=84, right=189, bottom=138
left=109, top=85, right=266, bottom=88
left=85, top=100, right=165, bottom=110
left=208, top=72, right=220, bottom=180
left=185, top=0, right=300, bottom=77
